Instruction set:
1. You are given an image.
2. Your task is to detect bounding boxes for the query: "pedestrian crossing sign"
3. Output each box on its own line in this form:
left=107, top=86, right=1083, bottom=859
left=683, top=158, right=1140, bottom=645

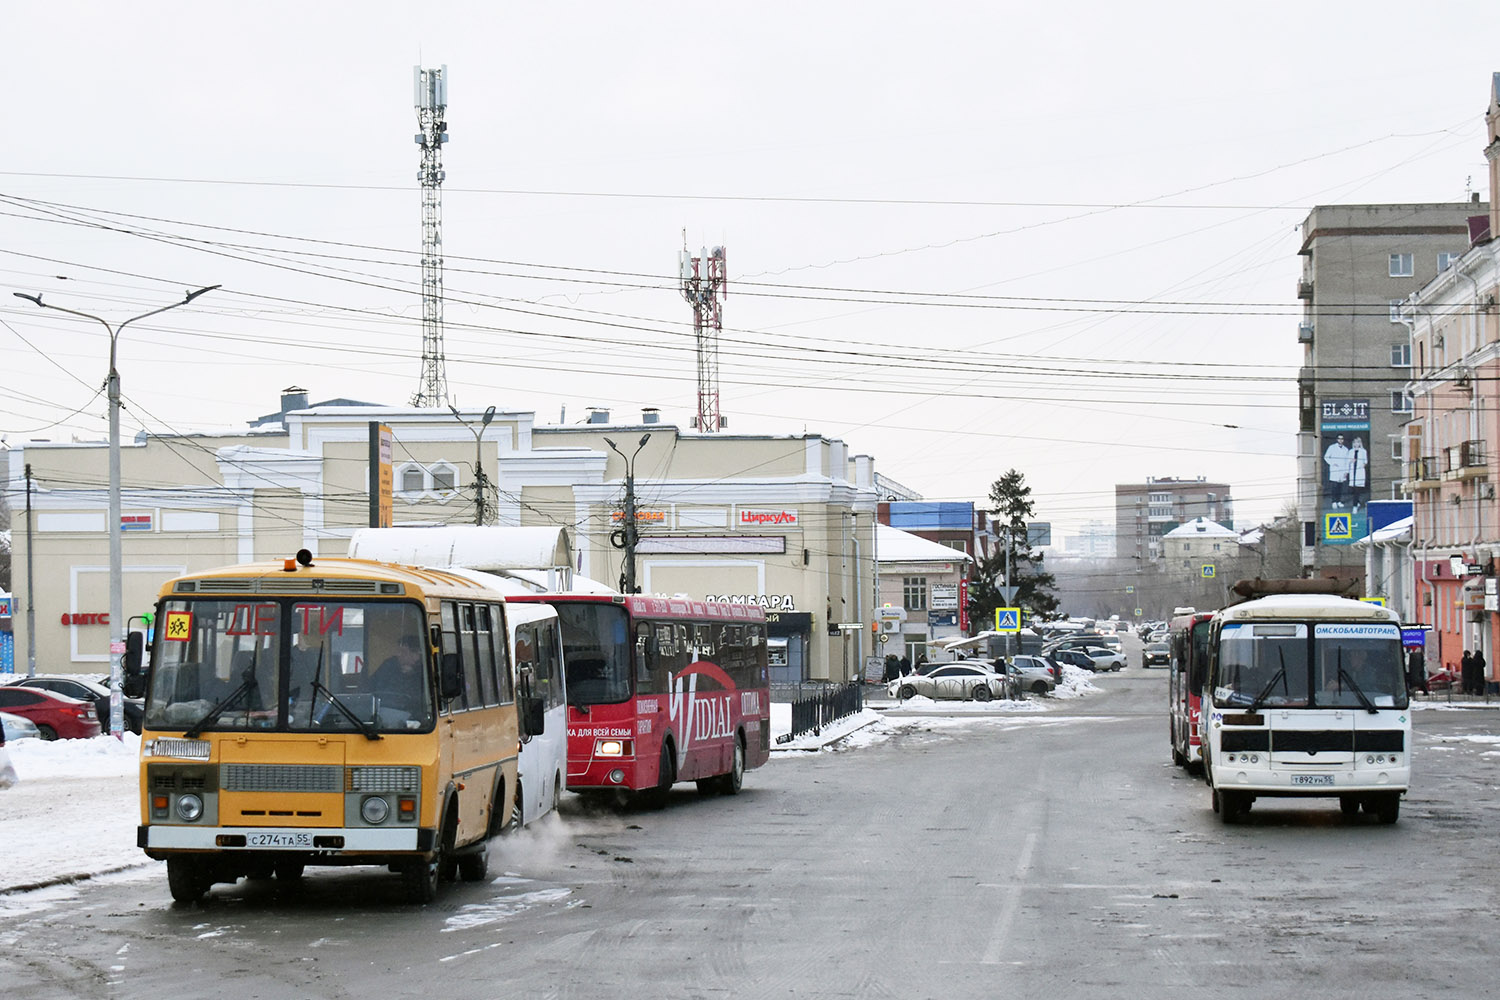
left=1324, top=513, right=1352, bottom=540
left=995, top=607, right=1021, bottom=633
left=1359, top=596, right=1387, bottom=607
left=1201, top=564, right=1216, bottom=579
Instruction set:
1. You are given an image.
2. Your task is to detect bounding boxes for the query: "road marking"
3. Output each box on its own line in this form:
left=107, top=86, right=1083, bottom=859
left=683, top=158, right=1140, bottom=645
left=981, top=831, right=1037, bottom=965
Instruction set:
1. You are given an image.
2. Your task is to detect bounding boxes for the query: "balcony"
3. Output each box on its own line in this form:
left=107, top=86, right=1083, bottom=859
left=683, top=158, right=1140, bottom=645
left=1405, top=456, right=1442, bottom=491
left=1445, top=440, right=1488, bottom=481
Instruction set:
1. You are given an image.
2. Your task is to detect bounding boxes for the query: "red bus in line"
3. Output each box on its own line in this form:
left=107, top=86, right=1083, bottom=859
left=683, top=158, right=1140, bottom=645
left=508, top=594, right=770, bottom=804
left=1168, top=608, right=1215, bottom=774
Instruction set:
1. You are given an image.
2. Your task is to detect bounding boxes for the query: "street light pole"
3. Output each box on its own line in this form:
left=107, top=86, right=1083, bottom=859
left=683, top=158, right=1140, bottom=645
left=605, top=433, right=651, bottom=594
left=450, top=405, right=496, bottom=525
left=14, top=285, right=219, bottom=738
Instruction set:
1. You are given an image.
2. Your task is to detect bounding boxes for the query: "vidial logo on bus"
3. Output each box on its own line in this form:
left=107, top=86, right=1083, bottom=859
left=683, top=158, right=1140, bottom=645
left=669, top=665, right=737, bottom=760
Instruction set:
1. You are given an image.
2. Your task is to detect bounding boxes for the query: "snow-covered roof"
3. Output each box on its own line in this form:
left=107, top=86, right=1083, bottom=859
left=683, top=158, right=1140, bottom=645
left=877, top=523, right=973, bottom=564
left=1164, top=516, right=1237, bottom=539
left=1368, top=515, right=1413, bottom=544
left=348, top=525, right=573, bottom=574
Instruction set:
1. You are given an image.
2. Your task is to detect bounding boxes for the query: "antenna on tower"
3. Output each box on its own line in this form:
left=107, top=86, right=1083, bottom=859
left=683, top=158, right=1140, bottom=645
left=411, top=65, right=450, bottom=408
left=679, top=238, right=728, bottom=432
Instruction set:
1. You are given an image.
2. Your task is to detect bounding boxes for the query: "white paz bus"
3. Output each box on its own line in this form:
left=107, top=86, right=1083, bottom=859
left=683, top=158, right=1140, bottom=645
left=1203, top=591, right=1410, bottom=824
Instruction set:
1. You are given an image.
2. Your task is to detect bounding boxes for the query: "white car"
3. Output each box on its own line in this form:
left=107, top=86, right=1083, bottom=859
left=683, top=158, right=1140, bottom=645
left=1006, top=656, right=1057, bottom=694
left=1079, top=647, right=1127, bottom=672
left=889, top=663, right=1008, bottom=702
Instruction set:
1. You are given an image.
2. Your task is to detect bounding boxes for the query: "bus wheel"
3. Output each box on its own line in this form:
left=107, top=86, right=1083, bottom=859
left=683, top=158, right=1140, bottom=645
left=401, top=857, right=440, bottom=904
left=1339, top=795, right=1361, bottom=818
left=717, top=736, right=745, bottom=796
left=458, top=845, right=489, bottom=883
left=1372, top=793, right=1400, bottom=824
left=642, top=744, right=675, bottom=809
left=166, top=857, right=208, bottom=904
left=1219, top=790, right=1248, bottom=824
left=1210, top=788, right=1220, bottom=814
left=1172, top=746, right=1186, bottom=768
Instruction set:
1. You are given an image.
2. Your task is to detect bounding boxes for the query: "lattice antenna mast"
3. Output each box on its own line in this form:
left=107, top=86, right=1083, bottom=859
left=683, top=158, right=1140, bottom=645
left=411, top=65, right=450, bottom=408
left=679, top=241, right=727, bottom=432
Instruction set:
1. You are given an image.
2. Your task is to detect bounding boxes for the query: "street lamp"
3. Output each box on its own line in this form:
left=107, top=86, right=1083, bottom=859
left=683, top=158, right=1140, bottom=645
left=13, top=285, right=219, bottom=738
left=449, top=404, right=496, bottom=525
left=604, top=433, right=651, bottom=593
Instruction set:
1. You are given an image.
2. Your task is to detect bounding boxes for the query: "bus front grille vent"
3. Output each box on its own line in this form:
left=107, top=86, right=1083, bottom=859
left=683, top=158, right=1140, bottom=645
left=224, top=764, right=342, bottom=793
left=347, top=766, right=421, bottom=793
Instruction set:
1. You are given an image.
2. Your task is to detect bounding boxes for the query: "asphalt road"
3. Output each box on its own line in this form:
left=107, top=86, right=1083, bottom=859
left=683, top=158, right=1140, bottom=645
left=4, top=661, right=1499, bottom=999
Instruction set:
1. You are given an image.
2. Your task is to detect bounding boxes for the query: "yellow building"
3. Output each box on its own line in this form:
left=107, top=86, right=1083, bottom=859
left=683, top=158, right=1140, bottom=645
left=5, top=394, right=878, bottom=684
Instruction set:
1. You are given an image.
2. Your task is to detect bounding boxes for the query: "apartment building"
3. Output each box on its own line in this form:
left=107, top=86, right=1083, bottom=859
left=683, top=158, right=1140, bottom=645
left=1114, top=477, right=1233, bottom=561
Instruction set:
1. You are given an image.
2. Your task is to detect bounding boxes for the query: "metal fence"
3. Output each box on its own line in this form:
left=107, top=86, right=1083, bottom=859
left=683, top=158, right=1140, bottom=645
left=774, top=680, right=863, bottom=745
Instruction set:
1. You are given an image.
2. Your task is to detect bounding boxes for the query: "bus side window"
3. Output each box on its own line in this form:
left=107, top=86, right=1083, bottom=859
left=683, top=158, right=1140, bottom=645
left=541, top=623, right=564, bottom=709
left=439, top=602, right=463, bottom=713
left=493, top=604, right=513, bottom=704
left=473, top=604, right=498, bottom=707
left=636, top=623, right=655, bottom=687
left=515, top=624, right=536, bottom=700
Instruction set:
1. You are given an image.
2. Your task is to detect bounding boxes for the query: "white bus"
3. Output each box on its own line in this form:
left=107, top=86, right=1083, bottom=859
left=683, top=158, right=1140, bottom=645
left=1203, top=592, right=1409, bottom=824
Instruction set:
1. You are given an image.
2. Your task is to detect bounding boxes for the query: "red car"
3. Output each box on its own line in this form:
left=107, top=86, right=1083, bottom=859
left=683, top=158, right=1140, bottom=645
left=0, top=686, right=102, bottom=740
left=1425, top=666, right=1460, bottom=692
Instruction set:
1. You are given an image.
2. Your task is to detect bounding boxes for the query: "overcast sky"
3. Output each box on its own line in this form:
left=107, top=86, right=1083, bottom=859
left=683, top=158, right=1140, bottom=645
left=2, top=2, right=1496, bottom=541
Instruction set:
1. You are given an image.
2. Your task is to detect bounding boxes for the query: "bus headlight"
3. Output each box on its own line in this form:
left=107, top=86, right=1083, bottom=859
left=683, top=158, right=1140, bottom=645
left=176, top=793, right=204, bottom=823
left=596, top=739, right=632, bottom=757
left=361, top=796, right=391, bottom=824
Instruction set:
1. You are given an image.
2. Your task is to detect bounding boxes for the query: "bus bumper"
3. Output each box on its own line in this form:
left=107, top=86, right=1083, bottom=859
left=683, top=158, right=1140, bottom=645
left=1210, top=765, right=1410, bottom=796
left=139, top=825, right=432, bottom=853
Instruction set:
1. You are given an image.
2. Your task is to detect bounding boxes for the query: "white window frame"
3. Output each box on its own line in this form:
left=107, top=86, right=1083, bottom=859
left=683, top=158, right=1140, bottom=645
left=1389, top=253, right=1414, bottom=278
left=394, top=460, right=462, bottom=502
left=1391, top=390, right=1414, bottom=414
left=1389, top=435, right=1403, bottom=461
left=1390, top=343, right=1411, bottom=367
left=1389, top=300, right=1405, bottom=323
left=1438, top=251, right=1459, bottom=272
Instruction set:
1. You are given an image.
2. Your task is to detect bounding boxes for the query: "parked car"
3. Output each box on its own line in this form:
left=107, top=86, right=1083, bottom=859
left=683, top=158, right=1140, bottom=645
left=1046, top=648, right=1096, bottom=675
left=1, top=710, right=42, bottom=742
left=1142, top=641, right=1170, bottom=668
left=5, top=674, right=144, bottom=734
left=890, top=663, right=1008, bottom=701
left=0, top=686, right=102, bottom=740
left=1006, top=655, right=1056, bottom=694
left=1077, top=646, right=1128, bottom=672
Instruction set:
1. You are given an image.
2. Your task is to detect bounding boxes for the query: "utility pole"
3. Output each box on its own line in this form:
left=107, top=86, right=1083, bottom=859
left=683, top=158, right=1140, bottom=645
left=25, top=462, right=36, bottom=677
left=450, top=405, right=496, bottom=526
left=606, top=434, right=651, bottom=593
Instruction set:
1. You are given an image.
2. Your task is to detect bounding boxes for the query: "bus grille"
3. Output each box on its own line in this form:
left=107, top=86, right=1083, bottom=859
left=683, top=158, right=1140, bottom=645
left=347, top=766, right=421, bottom=793
left=224, top=764, right=342, bottom=792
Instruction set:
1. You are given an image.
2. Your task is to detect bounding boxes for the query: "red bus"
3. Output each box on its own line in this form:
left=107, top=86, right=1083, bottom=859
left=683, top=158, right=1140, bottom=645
left=508, top=594, right=770, bottom=804
left=1168, top=609, right=1215, bottom=774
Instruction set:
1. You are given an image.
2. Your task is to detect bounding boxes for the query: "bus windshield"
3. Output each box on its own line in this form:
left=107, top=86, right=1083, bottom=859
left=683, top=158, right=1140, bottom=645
left=554, top=602, right=633, bottom=707
left=1214, top=620, right=1408, bottom=710
left=1215, top=623, right=1309, bottom=708
left=1312, top=623, right=1408, bottom=709
left=144, top=598, right=433, bottom=734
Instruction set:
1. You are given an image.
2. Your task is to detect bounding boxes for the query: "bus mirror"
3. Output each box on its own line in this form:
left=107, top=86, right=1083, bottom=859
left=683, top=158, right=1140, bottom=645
left=123, top=632, right=147, bottom=698
left=523, top=695, right=546, bottom=736
left=439, top=652, right=464, bottom=700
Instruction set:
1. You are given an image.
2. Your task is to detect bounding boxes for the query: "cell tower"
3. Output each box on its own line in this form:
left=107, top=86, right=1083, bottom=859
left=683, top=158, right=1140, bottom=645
left=679, top=241, right=728, bottom=432
left=411, top=65, right=450, bottom=408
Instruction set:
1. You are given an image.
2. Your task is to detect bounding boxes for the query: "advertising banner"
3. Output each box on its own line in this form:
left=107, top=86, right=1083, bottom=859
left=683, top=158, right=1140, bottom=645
left=1318, top=399, right=1370, bottom=546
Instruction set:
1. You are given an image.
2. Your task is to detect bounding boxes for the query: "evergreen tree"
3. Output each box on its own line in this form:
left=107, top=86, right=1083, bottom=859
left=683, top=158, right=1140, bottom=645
left=968, top=469, right=1058, bottom=630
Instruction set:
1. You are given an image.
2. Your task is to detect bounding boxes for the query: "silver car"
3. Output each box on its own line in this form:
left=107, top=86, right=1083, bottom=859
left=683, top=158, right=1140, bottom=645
left=1006, top=656, right=1057, bottom=694
left=889, top=663, right=1008, bottom=702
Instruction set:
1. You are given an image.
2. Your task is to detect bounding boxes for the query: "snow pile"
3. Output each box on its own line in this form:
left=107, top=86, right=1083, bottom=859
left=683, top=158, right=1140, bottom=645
left=1051, top=664, right=1102, bottom=699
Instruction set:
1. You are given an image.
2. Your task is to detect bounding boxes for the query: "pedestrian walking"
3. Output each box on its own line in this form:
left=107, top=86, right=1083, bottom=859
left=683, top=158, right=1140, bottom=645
left=1407, top=648, right=1428, bottom=696
left=1461, top=650, right=1477, bottom=696
left=1474, top=649, right=1488, bottom=696
left=899, top=655, right=911, bottom=676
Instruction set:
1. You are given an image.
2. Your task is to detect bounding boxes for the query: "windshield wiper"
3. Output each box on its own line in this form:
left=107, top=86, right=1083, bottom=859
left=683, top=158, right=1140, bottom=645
left=184, top=648, right=261, bottom=738
left=1337, top=665, right=1380, bottom=714
left=309, top=680, right=382, bottom=740
left=298, top=644, right=380, bottom=740
left=1248, top=648, right=1290, bottom=712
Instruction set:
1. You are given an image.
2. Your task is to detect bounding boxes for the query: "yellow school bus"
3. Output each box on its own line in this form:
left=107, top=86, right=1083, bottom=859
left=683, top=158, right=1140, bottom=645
left=129, top=551, right=530, bottom=904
